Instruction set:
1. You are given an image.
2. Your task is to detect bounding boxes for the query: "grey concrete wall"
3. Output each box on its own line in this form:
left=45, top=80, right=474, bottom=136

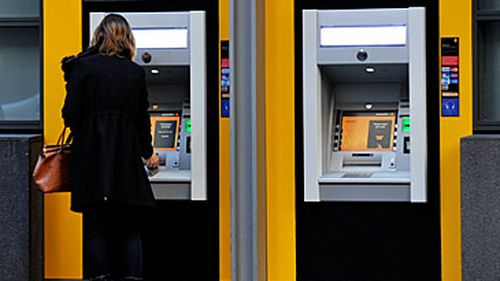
left=0, top=135, right=43, bottom=281
left=461, top=135, right=500, bottom=281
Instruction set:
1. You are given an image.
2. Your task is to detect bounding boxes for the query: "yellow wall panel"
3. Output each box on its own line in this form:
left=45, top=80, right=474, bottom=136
left=440, top=1, right=472, bottom=281
left=43, top=0, right=83, bottom=278
left=220, top=0, right=231, bottom=280
left=266, top=0, right=296, bottom=280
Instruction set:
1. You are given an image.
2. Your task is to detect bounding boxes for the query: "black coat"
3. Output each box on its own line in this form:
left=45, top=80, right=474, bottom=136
left=62, top=49, right=156, bottom=212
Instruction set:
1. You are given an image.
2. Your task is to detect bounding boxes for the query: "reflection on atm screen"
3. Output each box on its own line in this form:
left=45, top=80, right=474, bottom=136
left=151, top=115, right=180, bottom=150
left=340, top=112, right=395, bottom=151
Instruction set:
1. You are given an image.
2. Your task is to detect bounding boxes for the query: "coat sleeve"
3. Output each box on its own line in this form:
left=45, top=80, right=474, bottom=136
left=62, top=60, right=85, bottom=130
left=136, top=70, right=154, bottom=160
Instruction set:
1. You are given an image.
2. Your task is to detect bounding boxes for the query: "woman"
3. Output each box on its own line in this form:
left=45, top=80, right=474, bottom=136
left=62, top=14, right=159, bottom=281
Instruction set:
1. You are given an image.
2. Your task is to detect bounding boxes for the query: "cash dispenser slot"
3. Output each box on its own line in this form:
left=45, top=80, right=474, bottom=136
left=343, top=153, right=382, bottom=167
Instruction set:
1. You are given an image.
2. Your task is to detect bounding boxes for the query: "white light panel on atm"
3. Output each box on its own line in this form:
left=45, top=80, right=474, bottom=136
left=132, top=28, right=188, bottom=49
left=320, top=25, right=407, bottom=47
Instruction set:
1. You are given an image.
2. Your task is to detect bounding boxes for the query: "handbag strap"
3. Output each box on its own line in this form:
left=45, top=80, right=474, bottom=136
left=56, top=127, right=67, bottom=146
left=66, top=132, right=74, bottom=145
left=56, top=127, right=73, bottom=148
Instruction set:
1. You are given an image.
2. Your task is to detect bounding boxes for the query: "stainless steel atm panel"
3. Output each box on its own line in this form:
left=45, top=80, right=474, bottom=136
left=302, top=8, right=427, bottom=202
left=90, top=12, right=207, bottom=200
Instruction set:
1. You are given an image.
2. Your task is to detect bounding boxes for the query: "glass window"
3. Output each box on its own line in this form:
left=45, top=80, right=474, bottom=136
left=0, top=28, right=40, bottom=121
left=475, top=1, right=500, bottom=131
left=479, top=0, right=500, bottom=11
left=0, top=0, right=39, bottom=18
left=478, top=21, right=500, bottom=122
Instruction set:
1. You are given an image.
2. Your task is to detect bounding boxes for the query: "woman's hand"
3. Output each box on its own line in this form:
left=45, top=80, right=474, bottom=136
left=145, top=153, right=160, bottom=169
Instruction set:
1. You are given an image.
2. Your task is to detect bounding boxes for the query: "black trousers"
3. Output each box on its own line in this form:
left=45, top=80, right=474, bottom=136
left=82, top=205, right=143, bottom=280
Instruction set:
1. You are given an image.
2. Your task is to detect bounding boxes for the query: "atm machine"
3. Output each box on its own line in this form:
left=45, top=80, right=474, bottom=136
left=302, top=8, right=427, bottom=202
left=90, top=12, right=207, bottom=200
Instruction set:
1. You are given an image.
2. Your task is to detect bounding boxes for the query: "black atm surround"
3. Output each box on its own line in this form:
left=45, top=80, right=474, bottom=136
left=82, top=1, right=219, bottom=280
left=294, top=1, right=441, bottom=281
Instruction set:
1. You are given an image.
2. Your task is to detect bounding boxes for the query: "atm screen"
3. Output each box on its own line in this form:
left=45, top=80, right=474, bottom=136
left=151, top=115, right=180, bottom=150
left=340, top=112, right=395, bottom=151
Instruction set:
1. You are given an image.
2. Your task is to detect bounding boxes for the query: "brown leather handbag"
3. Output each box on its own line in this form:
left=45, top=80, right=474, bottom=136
left=33, top=127, right=72, bottom=193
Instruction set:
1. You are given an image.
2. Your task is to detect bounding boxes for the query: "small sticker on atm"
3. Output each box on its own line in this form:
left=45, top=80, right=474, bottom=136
left=442, top=92, right=459, bottom=97
left=221, top=98, right=230, bottom=118
left=442, top=98, right=459, bottom=116
left=442, top=56, right=459, bottom=66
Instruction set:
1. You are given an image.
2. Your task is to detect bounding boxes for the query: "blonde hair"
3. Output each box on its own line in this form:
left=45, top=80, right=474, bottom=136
left=91, top=14, right=136, bottom=59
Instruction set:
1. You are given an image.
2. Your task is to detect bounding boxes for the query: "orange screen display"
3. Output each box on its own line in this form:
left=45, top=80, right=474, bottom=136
left=151, top=115, right=180, bottom=151
left=340, top=114, right=395, bottom=151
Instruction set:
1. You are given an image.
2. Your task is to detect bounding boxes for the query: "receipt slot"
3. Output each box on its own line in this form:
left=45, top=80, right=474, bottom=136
left=90, top=12, right=207, bottom=200
left=302, top=8, right=427, bottom=202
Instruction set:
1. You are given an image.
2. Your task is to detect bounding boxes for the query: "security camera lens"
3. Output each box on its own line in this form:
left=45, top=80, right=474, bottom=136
left=356, top=49, right=368, bottom=61
left=142, top=52, right=152, bottom=64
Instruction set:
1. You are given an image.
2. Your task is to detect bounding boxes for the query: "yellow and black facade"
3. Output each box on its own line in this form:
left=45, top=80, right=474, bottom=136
left=0, top=0, right=494, bottom=280
left=265, top=0, right=471, bottom=280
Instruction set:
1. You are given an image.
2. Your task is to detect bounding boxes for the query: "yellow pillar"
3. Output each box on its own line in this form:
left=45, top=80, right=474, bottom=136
left=43, top=0, right=83, bottom=278
left=266, top=0, right=296, bottom=280
left=440, top=1, right=472, bottom=280
left=220, top=0, right=231, bottom=280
